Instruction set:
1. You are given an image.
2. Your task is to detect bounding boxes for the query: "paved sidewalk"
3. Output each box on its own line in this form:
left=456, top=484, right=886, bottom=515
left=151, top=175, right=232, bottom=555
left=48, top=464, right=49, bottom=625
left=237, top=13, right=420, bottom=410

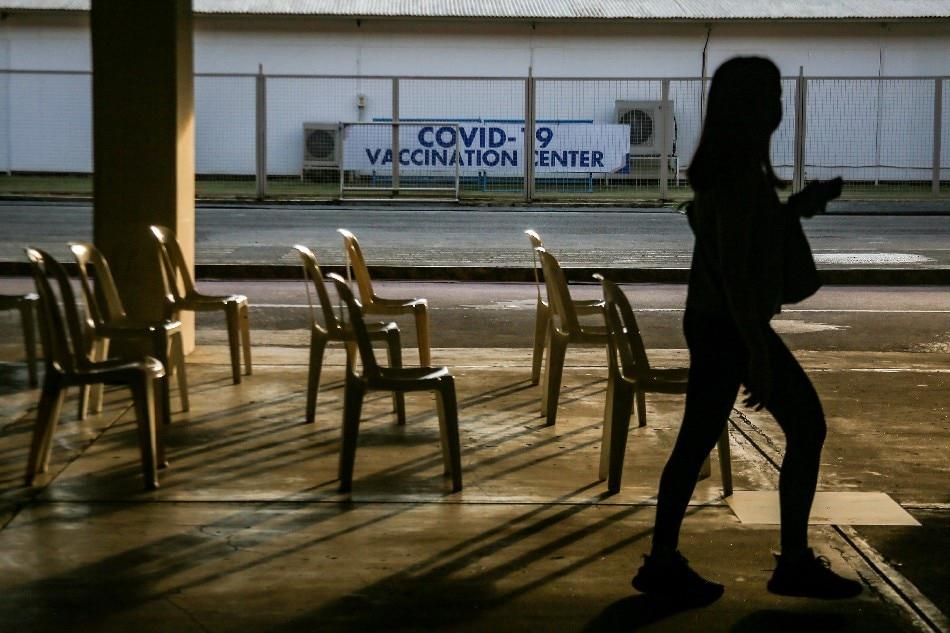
left=0, top=345, right=945, bottom=632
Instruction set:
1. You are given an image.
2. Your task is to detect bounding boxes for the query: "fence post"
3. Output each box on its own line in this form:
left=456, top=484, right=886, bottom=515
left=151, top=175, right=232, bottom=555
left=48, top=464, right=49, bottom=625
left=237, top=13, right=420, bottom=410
left=255, top=64, right=266, bottom=200
left=934, top=78, right=943, bottom=196
left=792, top=67, right=807, bottom=192
left=391, top=77, right=400, bottom=194
left=659, top=79, right=670, bottom=199
left=524, top=73, right=535, bottom=202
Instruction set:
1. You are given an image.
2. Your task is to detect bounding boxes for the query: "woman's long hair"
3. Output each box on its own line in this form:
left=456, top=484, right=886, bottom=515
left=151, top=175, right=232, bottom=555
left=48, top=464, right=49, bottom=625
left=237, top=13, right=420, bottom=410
left=688, top=56, right=784, bottom=191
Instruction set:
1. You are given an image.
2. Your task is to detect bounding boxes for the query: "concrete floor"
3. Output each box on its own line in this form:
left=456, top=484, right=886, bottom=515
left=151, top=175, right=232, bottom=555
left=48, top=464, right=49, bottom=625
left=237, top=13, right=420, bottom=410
left=0, top=280, right=947, bottom=631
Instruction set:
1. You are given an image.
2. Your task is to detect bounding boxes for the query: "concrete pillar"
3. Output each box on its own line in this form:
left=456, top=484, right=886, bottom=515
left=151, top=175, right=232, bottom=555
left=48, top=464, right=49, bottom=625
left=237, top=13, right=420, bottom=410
left=91, top=0, right=195, bottom=351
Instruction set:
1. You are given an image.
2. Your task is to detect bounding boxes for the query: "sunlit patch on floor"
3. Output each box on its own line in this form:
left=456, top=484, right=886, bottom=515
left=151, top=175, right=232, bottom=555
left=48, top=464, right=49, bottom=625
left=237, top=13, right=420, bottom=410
left=771, top=319, right=849, bottom=333
left=726, top=491, right=921, bottom=525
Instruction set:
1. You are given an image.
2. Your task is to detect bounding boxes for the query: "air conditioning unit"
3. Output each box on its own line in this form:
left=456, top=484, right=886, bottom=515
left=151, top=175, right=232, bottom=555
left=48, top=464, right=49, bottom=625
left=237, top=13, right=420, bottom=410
left=614, top=100, right=674, bottom=156
left=302, top=123, right=341, bottom=171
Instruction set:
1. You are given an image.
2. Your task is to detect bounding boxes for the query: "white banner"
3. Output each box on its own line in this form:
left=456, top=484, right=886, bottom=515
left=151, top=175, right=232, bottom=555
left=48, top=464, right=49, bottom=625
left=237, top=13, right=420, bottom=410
left=342, top=123, right=630, bottom=175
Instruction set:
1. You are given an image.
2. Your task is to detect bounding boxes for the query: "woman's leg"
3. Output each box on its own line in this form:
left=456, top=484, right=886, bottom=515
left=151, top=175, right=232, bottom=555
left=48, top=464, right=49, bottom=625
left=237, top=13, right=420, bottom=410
left=763, top=329, right=827, bottom=556
left=763, top=330, right=861, bottom=598
left=651, top=315, right=744, bottom=554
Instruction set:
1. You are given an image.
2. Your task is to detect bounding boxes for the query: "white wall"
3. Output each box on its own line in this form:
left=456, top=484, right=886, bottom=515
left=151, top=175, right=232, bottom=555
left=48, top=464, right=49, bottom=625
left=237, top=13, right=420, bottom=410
left=0, top=13, right=947, bottom=178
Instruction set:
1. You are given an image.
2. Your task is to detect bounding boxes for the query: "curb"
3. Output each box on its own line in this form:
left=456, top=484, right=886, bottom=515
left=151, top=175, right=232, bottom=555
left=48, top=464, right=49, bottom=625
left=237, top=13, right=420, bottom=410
left=2, top=261, right=946, bottom=285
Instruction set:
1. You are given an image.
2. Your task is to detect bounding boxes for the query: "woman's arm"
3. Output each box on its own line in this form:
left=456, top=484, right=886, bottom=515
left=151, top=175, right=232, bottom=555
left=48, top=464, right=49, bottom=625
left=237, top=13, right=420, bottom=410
left=715, top=188, right=777, bottom=408
left=786, top=177, right=843, bottom=218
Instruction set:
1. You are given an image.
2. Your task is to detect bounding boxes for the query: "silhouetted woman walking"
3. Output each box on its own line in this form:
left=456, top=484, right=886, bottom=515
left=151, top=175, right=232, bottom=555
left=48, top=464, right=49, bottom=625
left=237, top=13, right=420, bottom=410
left=631, top=57, right=861, bottom=603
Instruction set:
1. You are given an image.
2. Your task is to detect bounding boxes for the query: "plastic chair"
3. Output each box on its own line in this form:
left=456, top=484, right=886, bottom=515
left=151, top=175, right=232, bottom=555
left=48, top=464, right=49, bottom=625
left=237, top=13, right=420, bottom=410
left=70, top=242, right=189, bottom=425
left=0, top=292, right=39, bottom=387
left=149, top=225, right=251, bottom=384
left=525, top=230, right=604, bottom=385
left=596, top=274, right=732, bottom=496
left=536, top=246, right=610, bottom=427
left=337, top=228, right=431, bottom=366
left=24, top=248, right=165, bottom=490
left=294, top=245, right=406, bottom=424
left=327, top=273, right=462, bottom=493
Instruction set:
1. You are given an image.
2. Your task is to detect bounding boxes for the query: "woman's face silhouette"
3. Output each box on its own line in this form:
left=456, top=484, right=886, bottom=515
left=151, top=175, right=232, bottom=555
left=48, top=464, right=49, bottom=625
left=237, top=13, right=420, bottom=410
left=765, top=81, right=783, bottom=133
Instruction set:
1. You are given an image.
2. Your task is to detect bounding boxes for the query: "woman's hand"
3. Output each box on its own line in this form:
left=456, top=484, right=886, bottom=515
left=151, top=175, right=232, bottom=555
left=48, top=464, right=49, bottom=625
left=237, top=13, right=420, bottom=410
left=743, top=348, right=773, bottom=411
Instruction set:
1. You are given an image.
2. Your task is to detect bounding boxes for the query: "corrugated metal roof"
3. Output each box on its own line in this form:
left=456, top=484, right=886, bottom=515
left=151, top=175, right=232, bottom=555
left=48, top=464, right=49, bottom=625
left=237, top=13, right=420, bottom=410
left=2, top=0, right=949, bottom=19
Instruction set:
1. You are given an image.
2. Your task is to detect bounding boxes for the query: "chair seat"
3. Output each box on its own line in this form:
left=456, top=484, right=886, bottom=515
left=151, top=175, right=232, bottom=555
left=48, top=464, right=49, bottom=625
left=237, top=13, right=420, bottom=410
left=71, top=356, right=166, bottom=385
left=573, top=324, right=610, bottom=343
left=647, top=367, right=689, bottom=382
left=0, top=292, right=38, bottom=308
left=354, top=321, right=401, bottom=337
left=364, top=297, right=427, bottom=314
left=574, top=299, right=605, bottom=314
left=373, top=365, right=451, bottom=390
left=179, top=293, right=247, bottom=311
left=100, top=318, right=182, bottom=337
left=618, top=367, right=689, bottom=391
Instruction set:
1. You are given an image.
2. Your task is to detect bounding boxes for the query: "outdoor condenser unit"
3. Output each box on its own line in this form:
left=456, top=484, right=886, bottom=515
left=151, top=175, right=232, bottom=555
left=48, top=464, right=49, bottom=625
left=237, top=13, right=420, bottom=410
left=614, top=100, right=674, bottom=156
left=302, top=123, right=341, bottom=171
left=614, top=100, right=677, bottom=179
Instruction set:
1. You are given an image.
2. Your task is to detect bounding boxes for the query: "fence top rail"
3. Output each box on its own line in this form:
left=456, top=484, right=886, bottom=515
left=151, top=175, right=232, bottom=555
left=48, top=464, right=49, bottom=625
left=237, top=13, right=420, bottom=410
left=804, top=75, right=950, bottom=81
left=259, top=73, right=529, bottom=81
left=1, top=68, right=948, bottom=81
left=534, top=76, right=704, bottom=81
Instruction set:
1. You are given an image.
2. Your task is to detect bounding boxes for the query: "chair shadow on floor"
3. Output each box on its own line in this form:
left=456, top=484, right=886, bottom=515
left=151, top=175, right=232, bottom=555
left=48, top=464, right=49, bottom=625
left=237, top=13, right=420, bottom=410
left=581, top=594, right=705, bottom=632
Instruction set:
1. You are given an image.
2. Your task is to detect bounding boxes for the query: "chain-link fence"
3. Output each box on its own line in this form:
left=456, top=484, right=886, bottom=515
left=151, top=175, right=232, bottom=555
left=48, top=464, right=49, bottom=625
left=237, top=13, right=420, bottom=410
left=0, top=70, right=92, bottom=195
left=195, top=73, right=257, bottom=198
left=804, top=78, right=938, bottom=197
left=0, top=69, right=947, bottom=202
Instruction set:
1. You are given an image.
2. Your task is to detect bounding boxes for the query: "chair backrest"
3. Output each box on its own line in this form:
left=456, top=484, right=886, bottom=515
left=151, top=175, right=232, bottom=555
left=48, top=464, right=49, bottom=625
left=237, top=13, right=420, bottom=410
left=597, top=275, right=652, bottom=381
left=337, top=228, right=376, bottom=305
left=293, top=244, right=343, bottom=336
left=327, top=272, right=381, bottom=378
left=25, top=248, right=86, bottom=373
left=536, top=247, right=582, bottom=336
left=524, top=229, right=545, bottom=300
left=69, top=242, right=127, bottom=329
left=149, top=224, right=196, bottom=307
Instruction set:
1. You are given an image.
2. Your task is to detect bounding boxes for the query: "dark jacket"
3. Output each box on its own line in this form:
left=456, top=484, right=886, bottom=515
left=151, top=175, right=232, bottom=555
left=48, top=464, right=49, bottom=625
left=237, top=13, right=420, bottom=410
left=685, top=171, right=785, bottom=325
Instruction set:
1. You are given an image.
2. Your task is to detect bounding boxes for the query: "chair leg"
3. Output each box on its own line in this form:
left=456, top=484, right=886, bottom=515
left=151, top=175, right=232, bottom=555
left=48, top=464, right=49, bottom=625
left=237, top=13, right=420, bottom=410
left=540, top=330, right=568, bottom=426
left=225, top=303, right=242, bottom=384
left=435, top=378, right=463, bottom=492
left=25, top=370, right=64, bottom=485
left=414, top=305, right=431, bottom=366
left=77, top=338, right=101, bottom=421
left=129, top=376, right=160, bottom=490
left=717, top=425, right=733, bottom=498
left=151, top=331, right=173, bottom=428
left=600, top=379, right=634, bottom=493
left=171, top=330, right=190, bottom=412
left=240, top=301, right=252, bottom=376
left=338, top=375, right=365, bottom=493
left=305, top=329, right=327, bottom=424
left=530, top=300, right=549, bottom=386
left=152, top=376, right=168, bottom=469
left=384, top=329, right=407, bottom=424
left=699, top=454, right=712, bottom=480
left=18, top=299, right=38, bottom=388
left=635, top=389, right=648, bottom=427
left=91, top=338, right=110, bottom=415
